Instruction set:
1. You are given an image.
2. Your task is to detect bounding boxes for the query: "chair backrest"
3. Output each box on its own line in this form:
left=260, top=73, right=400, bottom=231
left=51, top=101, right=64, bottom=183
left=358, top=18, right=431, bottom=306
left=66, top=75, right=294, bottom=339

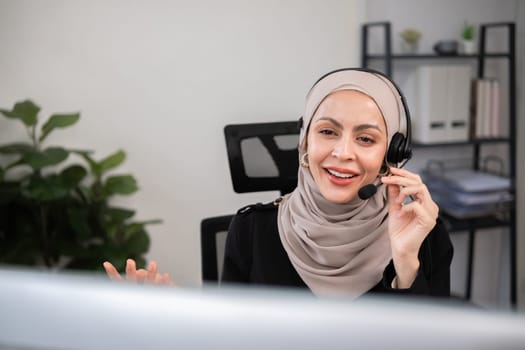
left=200, top=120, right=300, bottom=284
left=200, top=214, right=234, bottom=283
left=224, top=121, right=300, bottom=195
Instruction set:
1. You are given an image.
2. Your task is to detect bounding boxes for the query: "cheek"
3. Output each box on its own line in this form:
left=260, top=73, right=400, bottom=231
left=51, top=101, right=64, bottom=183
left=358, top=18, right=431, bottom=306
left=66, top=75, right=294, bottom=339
left=306, top=136, right=329, bottom=163
left=362, top=147, right=386, bottom=171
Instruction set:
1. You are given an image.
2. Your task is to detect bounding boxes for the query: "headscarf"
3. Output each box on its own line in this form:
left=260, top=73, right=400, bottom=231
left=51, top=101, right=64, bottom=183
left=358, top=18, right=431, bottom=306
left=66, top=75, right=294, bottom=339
left=277, top=69, right=406, bottom=298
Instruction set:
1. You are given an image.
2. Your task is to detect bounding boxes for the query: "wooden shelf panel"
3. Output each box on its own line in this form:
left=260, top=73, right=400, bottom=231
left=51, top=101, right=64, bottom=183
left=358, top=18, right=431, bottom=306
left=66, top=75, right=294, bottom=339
left=440, top=213, right=509, bottom=232
left=365, top=53, right=511, bottom=60
left=413, top=138, right=510, bottom=148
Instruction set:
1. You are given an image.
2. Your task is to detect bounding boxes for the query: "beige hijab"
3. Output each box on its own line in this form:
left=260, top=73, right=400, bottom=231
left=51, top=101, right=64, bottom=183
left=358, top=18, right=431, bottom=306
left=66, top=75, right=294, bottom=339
left=277, top=69, right=405, bottom=298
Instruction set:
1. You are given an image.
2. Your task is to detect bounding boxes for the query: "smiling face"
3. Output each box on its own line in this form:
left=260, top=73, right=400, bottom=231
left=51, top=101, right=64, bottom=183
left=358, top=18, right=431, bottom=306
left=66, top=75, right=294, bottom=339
left=305, top=90, right=388, bottom=203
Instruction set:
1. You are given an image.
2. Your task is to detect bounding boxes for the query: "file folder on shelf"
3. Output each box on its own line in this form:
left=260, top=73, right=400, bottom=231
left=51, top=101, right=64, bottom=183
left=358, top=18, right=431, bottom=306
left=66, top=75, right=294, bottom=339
left=421, top=163, right=513, bottom=219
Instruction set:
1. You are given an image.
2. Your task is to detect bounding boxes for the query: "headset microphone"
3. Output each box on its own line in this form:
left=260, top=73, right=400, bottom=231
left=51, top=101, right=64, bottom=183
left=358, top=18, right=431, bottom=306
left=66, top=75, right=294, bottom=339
left=358, top=184, right=377, bottom=200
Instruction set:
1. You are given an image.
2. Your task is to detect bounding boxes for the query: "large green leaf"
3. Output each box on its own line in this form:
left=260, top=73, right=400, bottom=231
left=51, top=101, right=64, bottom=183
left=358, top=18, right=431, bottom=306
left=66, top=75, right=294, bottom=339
left=0, top=100, right=40, bottom=126
left=26, top=175, right=69, bottom=201
left=104, top=175, right=138, bottom=195
left=39, top=112, right=80, bottom=142
left=124, top=228, right=150, bottom=255
left=21, top=147, right=69, bottom=169
left=98, top=150, right=126, bottom=176
left=0, top=142, right=34, bottom=155
left=60, top=165, right=87, bottom=188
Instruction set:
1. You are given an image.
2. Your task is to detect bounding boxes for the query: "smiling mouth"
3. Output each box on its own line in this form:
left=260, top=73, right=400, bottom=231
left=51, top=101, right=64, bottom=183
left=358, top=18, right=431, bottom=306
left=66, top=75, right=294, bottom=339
left=326, top=169, right=357, bottom=179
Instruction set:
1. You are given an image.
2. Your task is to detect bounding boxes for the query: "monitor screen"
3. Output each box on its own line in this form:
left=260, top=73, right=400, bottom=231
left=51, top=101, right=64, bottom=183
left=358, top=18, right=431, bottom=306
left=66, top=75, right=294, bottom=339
left=0, top=266, right=524, bottom=350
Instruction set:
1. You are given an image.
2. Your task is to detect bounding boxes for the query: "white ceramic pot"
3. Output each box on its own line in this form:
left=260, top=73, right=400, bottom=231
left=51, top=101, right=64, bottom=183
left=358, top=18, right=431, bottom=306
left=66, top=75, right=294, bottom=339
left=461, top=40, right=476, bottom=54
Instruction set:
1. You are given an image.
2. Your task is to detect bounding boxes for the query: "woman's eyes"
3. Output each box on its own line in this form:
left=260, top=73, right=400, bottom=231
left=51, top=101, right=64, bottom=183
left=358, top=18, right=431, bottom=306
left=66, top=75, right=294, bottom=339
left=318, top=129, right=376, bottom=144
left=319, top=129, right=336, bottom=136
left=357, top=135, right=376, bottom=144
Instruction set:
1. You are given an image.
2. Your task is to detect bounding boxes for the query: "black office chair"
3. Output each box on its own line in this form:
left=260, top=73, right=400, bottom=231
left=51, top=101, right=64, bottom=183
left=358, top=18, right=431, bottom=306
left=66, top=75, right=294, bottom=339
left=200, top=121, right=300, bottom=284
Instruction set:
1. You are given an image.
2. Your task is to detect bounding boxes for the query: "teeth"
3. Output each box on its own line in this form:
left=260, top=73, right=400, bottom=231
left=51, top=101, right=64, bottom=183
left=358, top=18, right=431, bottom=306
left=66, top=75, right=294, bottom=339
left=327, top=169, right=355, bottom=178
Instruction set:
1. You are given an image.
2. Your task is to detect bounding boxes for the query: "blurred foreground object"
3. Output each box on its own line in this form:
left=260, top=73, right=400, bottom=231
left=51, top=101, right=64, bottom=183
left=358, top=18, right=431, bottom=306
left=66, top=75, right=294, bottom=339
left=0, top=267, right=524, bottom=350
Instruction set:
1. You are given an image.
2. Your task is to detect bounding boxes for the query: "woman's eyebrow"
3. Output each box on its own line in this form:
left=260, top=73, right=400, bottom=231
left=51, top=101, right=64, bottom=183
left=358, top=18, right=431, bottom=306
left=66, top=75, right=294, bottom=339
left=315, top=117, right=343, bottom=129
left=316, top=117, right=383, bottom=133
left=353, top=123, right=382, bottom=133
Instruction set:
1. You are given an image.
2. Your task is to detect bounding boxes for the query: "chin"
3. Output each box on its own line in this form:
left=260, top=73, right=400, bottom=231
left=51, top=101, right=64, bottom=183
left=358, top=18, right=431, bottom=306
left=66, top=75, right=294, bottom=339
left=320, top=189, right=357, bottom=204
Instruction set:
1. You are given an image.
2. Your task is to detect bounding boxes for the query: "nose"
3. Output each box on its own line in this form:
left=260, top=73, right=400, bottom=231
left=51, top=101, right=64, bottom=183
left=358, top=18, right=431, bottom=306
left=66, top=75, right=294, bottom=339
left=331, top=136, right=355, bottom=160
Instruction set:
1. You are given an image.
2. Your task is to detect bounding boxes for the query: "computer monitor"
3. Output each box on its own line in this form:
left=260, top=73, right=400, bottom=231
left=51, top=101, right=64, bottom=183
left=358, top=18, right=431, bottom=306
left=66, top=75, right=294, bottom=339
left=0, top=266, right=524, bottom=350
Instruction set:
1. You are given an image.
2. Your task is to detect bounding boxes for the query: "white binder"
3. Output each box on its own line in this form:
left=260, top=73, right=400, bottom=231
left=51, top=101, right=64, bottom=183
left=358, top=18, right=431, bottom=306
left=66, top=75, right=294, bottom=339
left=412, top=65, right=472, bottom=143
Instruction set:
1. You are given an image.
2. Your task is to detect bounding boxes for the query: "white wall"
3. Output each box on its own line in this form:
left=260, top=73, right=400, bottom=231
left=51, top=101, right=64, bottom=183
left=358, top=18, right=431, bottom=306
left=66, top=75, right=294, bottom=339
left=0, top=0, right=362, bottom=285
left=365, top=0, right=521, bottom=309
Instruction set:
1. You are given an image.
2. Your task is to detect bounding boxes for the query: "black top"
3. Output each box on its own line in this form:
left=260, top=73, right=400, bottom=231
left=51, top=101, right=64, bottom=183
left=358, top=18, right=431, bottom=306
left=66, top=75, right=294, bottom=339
left=222, top=201, right=454, bottom=298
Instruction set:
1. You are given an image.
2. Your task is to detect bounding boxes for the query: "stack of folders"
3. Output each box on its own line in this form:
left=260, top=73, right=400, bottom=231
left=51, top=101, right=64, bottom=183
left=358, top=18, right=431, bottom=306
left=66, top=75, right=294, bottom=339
left=469, top=78, right=501, bottom=138
left=421, top=166, right=513, bottom=219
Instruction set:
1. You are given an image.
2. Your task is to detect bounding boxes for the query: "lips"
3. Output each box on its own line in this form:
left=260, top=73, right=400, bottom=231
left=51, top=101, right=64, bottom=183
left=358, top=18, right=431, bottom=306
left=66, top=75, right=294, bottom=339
left=326, top=168, right=356, bottom=178
left=324, top=167, right=359, bottom=186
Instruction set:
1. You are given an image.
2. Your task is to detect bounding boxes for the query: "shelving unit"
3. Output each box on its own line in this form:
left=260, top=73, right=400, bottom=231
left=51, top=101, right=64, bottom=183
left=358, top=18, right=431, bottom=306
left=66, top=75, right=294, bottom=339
left=361, top=21, right=517, bottom=306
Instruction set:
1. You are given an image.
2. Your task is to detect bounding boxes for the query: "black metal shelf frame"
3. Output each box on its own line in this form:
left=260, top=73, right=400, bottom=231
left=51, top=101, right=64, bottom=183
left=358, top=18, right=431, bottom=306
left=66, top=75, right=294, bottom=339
left=361, top=21, right=517, bottom=306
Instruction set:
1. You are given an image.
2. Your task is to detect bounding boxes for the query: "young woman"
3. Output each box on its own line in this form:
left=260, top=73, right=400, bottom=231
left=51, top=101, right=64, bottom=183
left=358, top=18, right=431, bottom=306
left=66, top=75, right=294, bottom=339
left=104, top=68, right=453, bottom=298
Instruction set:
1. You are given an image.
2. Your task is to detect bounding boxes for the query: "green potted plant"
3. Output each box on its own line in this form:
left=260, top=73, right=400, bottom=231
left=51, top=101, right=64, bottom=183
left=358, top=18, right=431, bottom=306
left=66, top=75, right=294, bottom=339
left=400, top=28, right=422, bottom=54
left=0, top=99, right=160, bottom=272
left=461, top=22, right=476, bottom=54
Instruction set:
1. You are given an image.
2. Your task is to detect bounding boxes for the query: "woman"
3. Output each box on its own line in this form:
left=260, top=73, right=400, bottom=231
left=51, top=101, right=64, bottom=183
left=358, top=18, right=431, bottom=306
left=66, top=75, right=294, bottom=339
left=105, top=68, right=453, bottom=298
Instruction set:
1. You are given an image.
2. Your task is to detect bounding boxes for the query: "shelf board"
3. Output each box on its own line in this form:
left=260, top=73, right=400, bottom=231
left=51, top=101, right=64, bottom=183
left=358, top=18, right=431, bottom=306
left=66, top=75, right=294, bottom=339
left=413, top=138, right=510, bottom=148
left=365, top=53, right=511, bottom=60
left=440, top=213, right=509, bottom=232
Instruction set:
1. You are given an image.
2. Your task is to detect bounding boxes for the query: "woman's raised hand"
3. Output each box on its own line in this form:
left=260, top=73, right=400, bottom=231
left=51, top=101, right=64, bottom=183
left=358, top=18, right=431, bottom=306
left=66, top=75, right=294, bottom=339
left=381, top=166, right=439, bottom=288
left=103, top=259, right=173, bottom=285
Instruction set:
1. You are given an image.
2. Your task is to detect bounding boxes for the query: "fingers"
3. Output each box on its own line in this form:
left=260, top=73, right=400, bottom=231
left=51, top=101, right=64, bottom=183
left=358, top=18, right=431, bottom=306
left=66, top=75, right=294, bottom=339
left=125, top=259, right=138, bottom=282
left=382, top=167, right=432, bottom=205
left=103, top=261, right=123, bottom=281
left=147, top=261, right=158, bottom=282
left=398, top=201, right=439, bottom=231
left=104, top=259, right=174, bottom=287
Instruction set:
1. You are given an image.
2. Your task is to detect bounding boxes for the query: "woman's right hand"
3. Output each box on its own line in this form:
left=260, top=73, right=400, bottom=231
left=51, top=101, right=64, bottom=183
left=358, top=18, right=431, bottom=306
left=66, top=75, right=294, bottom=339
left=103, top=259, right=173, bottom=285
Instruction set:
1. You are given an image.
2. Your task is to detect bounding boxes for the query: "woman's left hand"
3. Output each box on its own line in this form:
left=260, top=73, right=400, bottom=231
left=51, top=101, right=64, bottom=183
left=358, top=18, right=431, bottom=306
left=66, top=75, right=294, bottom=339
left=381, top=167, right=439, bottom=288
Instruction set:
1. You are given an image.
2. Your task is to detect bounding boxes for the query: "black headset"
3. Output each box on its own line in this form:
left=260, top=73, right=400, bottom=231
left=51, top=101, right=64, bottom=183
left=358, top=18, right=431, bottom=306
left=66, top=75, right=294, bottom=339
left=304, top=67, right=412, bottom=166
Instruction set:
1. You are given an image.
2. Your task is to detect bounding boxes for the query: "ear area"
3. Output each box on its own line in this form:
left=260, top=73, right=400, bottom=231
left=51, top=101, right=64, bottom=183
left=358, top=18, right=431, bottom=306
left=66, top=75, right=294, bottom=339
left=386, top=132, right=406, bottom=164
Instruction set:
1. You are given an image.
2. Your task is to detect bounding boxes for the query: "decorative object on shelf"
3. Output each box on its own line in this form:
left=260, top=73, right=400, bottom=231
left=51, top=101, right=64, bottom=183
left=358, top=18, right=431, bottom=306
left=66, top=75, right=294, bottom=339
left=399, top=28, right=421, bottom=54
left=432, top=40, right=459, bottom=56
left=461, top=21, right=476, bottom=54
left=0, top=99, right=161, bottom=272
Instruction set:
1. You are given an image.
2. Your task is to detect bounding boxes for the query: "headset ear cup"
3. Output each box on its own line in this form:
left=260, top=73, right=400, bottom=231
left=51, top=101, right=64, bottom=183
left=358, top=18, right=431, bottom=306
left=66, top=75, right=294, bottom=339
left=387, top=132, right=406, bottom=164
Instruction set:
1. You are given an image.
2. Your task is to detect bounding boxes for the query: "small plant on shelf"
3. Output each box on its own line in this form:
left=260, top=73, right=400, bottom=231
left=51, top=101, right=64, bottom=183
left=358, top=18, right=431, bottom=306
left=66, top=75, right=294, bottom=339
left=462, top=22, right=475, bottom=41
left=399, top=28, right=421, bottom=54
left=461, top=21, right=476, bottom=54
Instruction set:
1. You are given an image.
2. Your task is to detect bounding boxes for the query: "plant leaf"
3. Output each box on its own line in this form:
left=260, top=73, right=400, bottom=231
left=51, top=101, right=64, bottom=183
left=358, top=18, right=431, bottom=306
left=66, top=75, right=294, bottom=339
left=26, top=175, right=69, bottom=201
left=0, top=142, right=34, bottom=155
left=74, top=151, right=102, bottom=178
left=0, top=100, right=40, bottom=126
left=104, top=175, right=138, bottom=195
left=0, top=181, right=20, bottom=204
left=21, top=147, right=69, bottom=170
left=39, top=113, right=80, bottom=142
left=98, top=150, right=126, bottom=175
left=124, top=227, right=150, bottom=255
left=60, top=165, right=87, bottom=188
left=67, top=207, right=91, bottom=240
left=106, top=207, right=135, bottom=223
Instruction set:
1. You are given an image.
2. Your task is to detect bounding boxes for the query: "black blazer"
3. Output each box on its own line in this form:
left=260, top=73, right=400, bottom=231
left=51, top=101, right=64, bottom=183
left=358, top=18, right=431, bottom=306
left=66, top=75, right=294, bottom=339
left=222, top=201, right=454, bottom=298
